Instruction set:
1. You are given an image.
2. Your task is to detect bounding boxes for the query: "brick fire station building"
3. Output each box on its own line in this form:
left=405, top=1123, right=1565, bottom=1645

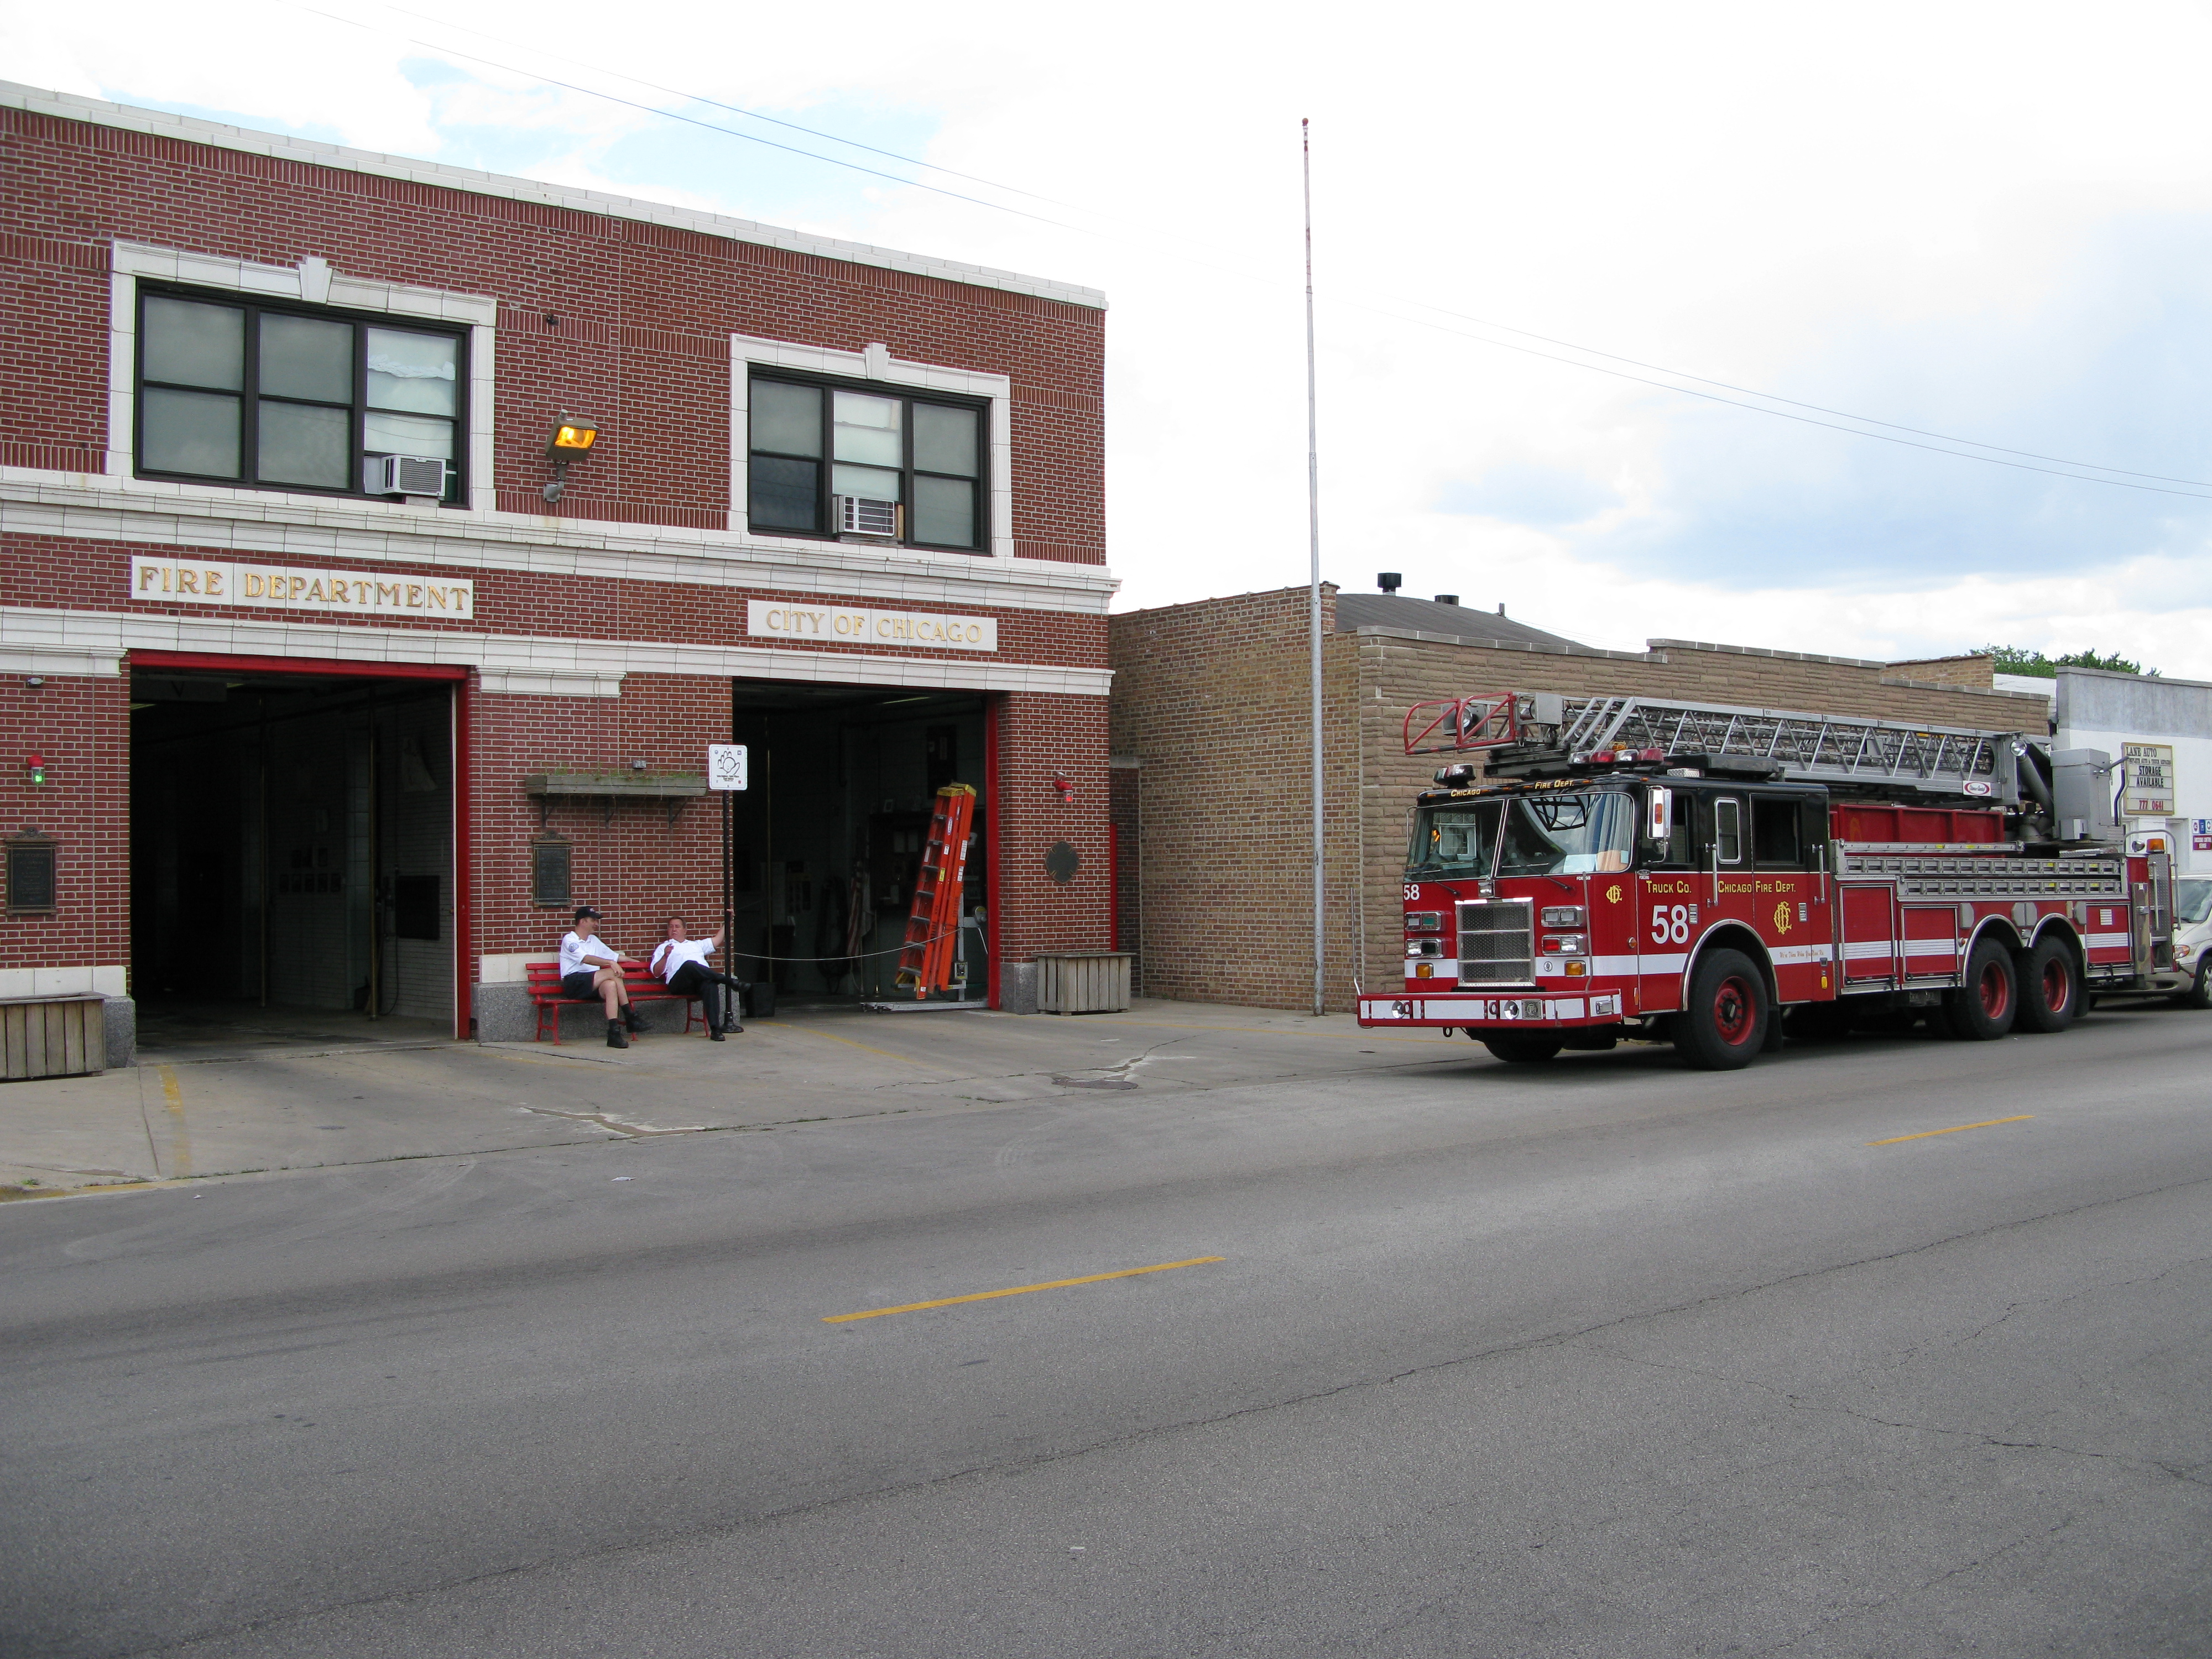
left=0, top=84, right=1114, bottom=1058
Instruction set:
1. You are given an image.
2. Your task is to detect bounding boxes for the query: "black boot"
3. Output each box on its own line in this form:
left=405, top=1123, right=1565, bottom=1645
left=624, top=1005, right=648, bottom=1034
left=607, top=1019, right=629, bottom=1049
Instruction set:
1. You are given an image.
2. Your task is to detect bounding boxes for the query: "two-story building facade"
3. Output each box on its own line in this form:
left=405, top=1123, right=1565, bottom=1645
left=0, top=82, right=1115, bottom=1058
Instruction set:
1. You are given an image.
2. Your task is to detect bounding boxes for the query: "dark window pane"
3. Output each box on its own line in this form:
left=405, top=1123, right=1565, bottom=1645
left=912, top=474, right=976, bottom=547
left=258, top=402, right=352, bottom=488
left=260, top=314, right=353, bottom=403
left=751, top=380, right=822, bottom=457
left=750, top=455, right=820, bottom=529
left=142, top=387, right=242, bottom=477
left=366, top=328, right=459, bottom=414
left=143, top=296, right=243, bottom=390
left=912, top=402, right=979, bottom=477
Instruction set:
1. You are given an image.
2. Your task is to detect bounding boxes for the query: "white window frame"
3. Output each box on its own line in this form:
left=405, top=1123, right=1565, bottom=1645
left=729, top=336, right=1013, bottom=560
left=108, top=242, right=499, bottom=514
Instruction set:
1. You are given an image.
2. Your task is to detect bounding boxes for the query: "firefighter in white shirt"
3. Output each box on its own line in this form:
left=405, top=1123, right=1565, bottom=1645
left=649, top=917, right=745, bottom=1040
left=560, top=906, right=646, bottom=1048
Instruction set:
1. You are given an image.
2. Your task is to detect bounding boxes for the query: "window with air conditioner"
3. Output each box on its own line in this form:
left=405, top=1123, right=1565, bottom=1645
left=135, top=286, right=466, bottom=503
left=747, top=373, right=986, bottom=551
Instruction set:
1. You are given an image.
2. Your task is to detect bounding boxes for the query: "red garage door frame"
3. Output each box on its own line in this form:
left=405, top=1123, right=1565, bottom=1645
left=128, top=651, right=474, bottom=1040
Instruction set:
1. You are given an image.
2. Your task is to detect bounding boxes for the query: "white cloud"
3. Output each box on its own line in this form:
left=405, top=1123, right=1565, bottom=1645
left=15, top=0, right=2212, bottom=676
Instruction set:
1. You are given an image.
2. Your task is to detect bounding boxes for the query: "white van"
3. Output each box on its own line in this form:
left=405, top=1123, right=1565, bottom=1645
left=2176, top=875, right=2211, bottom=1008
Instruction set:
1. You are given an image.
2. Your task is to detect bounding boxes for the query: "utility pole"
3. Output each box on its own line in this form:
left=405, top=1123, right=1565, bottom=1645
left=1303, top=118, right=1325, bottom=1020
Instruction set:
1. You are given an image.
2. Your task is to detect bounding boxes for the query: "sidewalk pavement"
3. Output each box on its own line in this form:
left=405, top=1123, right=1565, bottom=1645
left=0, top=999, right=1472, bottom=1199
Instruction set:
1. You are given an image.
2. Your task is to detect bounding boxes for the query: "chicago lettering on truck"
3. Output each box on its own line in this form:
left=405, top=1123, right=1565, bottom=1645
left=129, top=557, right=474, bottom=619
left=745, top=598, right=997, bottom=652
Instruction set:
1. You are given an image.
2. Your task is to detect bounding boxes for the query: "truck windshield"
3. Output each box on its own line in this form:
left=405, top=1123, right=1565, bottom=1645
left=2178, top=878, right=2211, bottom=927
left=1408, top=800, right=1503, bottom=878
left=1497, top=792, right=1636, bottom=877
left=1408, top=792, right=1635, bottom=879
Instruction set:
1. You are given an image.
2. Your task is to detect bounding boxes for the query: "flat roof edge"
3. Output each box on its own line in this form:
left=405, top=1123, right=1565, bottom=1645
left=0, top=81, right=1108, bottom=311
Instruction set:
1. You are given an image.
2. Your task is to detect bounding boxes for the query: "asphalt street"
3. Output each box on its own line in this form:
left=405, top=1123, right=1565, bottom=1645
left=2, top=1004, right=2208, bottom=1657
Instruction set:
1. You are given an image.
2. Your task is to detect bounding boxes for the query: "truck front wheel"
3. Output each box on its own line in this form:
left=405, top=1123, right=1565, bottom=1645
left=1481, top=1035, right=1563, bottom=1063
left=1674, top=948, right=1768, bottom=1071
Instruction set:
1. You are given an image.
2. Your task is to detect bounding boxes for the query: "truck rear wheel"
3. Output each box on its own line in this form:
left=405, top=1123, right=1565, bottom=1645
left=1674, top=948, right=1768, bottom=1071
left=1942, top=937, right=2017, bottom=1040
left=2017, top=936, right=2079, bottom=1034
left=1481, top=1035, right=1563, bottom=1063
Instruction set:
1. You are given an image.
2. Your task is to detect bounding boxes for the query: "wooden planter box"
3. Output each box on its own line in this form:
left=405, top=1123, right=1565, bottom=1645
left=1, top=995, right=107, bottom=1081
left=1036, top=952, right=1133, bottom=1015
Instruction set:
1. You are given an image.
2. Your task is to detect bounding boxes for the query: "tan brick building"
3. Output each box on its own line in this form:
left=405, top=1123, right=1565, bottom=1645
left=1108, top=586, right=2053, bottom=1011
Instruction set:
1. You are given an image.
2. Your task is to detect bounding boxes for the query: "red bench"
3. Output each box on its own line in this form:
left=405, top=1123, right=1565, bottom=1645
left=524, top=959, right=710, bottom=1043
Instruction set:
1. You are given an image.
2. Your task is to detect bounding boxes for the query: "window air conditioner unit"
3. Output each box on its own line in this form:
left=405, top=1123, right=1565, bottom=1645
left=836, top=494, right=899, bottom=537
left=367, top=455, right=450, bottom=498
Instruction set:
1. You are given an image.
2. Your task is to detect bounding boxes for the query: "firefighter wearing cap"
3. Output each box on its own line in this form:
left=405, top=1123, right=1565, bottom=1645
left=560, top=906, right=647, bottom=1048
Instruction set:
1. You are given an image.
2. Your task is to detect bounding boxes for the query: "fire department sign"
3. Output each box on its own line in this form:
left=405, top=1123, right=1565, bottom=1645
left=130, top=557, right=473, bottom=619
left=747, top=599, right=997, bottom=652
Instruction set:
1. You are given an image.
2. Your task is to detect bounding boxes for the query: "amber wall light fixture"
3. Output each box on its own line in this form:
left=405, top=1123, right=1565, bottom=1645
left=542, top=415, right=599, bottom=503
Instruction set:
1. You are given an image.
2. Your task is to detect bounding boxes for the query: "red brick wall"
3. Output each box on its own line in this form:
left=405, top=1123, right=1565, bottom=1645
left=0, top=673, right=128, bottom=973
left=0, top=105, right=1105, bottom=561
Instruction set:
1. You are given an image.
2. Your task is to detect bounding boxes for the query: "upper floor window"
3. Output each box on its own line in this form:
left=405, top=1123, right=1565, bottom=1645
left=136, top=288, right=466, bottom=503
left=748, top=374, right=985, bottom=552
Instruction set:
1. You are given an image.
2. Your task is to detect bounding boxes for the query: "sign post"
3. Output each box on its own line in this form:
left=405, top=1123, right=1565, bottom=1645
left=707, top=745, right=748, bottom=993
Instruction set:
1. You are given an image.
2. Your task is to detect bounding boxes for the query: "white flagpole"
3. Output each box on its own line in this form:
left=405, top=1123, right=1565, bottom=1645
left=1303, top=118, right=1325, bottom=1020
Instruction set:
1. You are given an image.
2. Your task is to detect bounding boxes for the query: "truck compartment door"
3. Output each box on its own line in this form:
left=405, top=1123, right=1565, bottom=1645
left=1840, top=886, right=1896, bottom=983
left=1901, top=905, right=1963, bottom=982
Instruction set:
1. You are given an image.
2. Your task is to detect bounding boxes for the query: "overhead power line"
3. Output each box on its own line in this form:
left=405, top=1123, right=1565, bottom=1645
left=276, top=0, right=2212, bottom=502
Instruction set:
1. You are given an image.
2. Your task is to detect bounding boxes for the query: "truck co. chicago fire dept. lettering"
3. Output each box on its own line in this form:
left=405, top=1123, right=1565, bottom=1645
left=745, top=599, right=998, bottom=653
left=129, top=558, right=473, bottom=619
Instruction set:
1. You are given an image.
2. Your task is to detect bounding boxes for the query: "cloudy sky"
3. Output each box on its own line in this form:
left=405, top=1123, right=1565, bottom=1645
left=11, top=0, right=2212, bottom=673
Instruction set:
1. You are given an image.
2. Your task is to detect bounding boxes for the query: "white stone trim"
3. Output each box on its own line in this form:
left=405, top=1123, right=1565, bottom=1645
left=0, top=645, right=123, bottom=677
left=2, top=81, right=1105, bottom=311
left=2, top=608, right=1115, bottom=698
left=0, top=966, right=128, bottom=998
left=0, top=473, right=1115, bottom=615
left=478, top=953, right=557, bottom=984
left=107, top=241, right=499, bottom=512
left=478, top=669, right=624, bottom=698
left=730, top=336, right=1015, bottom=560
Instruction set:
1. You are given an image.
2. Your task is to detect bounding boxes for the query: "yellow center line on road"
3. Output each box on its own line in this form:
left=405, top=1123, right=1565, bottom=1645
left=1868, top=1114, right=2033, bottom=1146
left=824, top=1255, right=1227, bottom=1323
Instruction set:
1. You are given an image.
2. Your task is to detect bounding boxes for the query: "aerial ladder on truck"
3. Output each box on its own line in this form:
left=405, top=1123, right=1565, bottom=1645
left=1364, top=689, right=2176, bottom=1070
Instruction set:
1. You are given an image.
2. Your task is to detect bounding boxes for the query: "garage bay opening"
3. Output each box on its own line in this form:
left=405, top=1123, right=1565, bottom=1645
left=728, top=681, right=988, bottom=1005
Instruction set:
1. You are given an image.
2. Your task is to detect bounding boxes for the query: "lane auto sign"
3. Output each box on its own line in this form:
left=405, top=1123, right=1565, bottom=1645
left=2122, top=742, right=2174, bottom=817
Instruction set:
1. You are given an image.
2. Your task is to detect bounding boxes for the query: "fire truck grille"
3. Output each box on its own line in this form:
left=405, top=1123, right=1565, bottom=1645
left=1455, top=900, right=1533, bottom=984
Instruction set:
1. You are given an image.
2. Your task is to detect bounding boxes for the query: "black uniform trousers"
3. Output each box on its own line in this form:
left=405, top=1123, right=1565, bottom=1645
left=666, top=961, right=745, bottom=1029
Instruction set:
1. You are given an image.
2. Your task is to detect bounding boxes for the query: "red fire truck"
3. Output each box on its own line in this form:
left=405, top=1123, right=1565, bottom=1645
left=1358, top=691, right=2179, bottom=1069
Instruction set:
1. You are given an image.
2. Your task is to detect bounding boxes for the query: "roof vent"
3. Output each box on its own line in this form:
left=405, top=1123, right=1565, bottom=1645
left=1377, top=572, right=1402, bottom=594
left=1434, top=594, right=1459, bottom=606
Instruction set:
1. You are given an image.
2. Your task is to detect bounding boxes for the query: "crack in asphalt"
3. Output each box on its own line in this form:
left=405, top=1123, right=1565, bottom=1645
left=111, top=1165, right=2212, bottom=1658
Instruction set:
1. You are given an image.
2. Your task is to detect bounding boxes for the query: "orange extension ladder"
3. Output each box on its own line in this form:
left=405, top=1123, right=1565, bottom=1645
left=893, top=784, right=977, bottom=999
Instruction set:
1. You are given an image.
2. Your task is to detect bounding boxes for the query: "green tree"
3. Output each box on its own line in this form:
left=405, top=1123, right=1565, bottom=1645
left=1978, top=645, right=2156, bottom=679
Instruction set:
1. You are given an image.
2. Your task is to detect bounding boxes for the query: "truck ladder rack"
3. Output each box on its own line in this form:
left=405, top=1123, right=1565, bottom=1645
left=1406, top=691, right=2022, bottom=802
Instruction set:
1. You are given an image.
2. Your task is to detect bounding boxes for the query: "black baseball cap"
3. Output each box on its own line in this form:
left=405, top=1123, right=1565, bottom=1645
left=573, top=905, right=602, bottom=921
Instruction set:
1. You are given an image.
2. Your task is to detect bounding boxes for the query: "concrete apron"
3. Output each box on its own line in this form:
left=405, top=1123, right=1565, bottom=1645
left=0, top=999, right=1465, bottom=1199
